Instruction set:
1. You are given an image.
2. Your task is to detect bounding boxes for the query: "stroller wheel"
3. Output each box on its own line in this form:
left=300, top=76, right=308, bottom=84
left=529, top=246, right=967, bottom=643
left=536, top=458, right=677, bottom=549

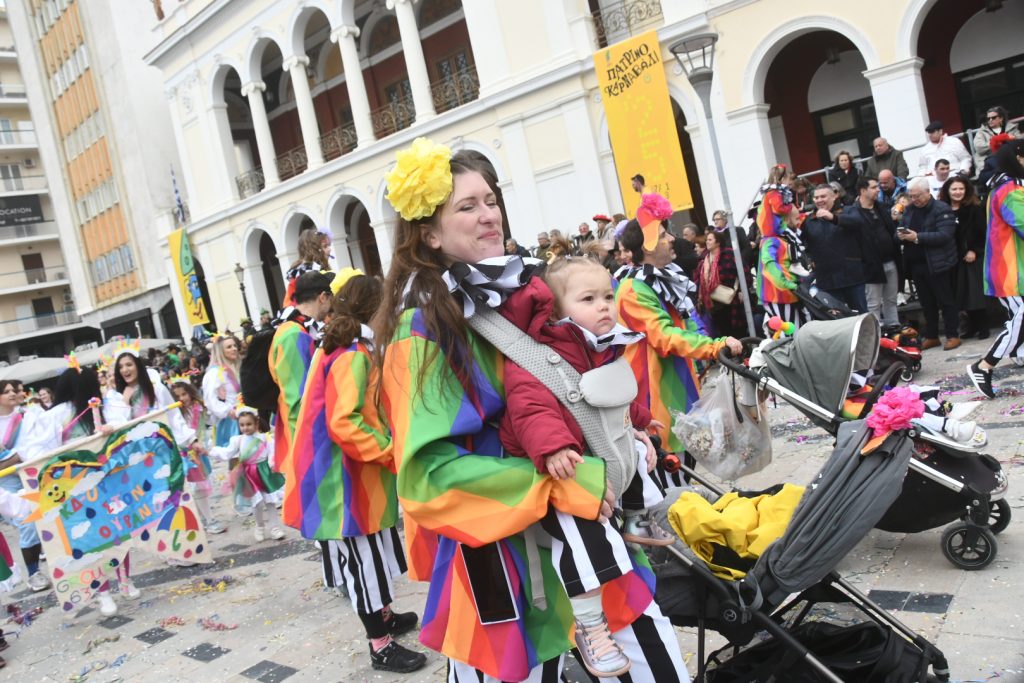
left=941, top=523, right=997, bottom=570
left=988, top=498, right=1012, bottom=534
left=899, top=367, right=914, bottom=383
left=911, top=362, right=922, bottom=373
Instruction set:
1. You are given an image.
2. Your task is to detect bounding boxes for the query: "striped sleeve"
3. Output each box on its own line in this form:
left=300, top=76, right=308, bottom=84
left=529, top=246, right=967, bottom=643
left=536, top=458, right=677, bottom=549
left=325, top=345, right=392, bottom=469
left=617, top=279, right=726, bottom=361
left=1001, top=186, right=1024, bottom=240
left=760, top=237, right=795, bottom=292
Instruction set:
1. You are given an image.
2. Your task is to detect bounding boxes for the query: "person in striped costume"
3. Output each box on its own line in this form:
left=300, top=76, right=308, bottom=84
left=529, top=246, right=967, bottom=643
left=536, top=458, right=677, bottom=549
left=289, top=273, right=426, bottom=674
left=376, top=138, right=688, bottom=682
left=755, top=164, right=810, bottom=332
left=968, top=139, right=1024, bottom=398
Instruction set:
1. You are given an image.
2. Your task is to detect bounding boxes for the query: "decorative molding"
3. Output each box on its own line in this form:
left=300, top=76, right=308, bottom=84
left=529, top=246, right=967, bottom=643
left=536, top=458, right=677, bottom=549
left=330, top=24, right=360, bottom=42
left=282, top=54, right=310, bottom=71
left=862, top=57, right=925, bottom=84
left=241, top=80, right=267, bottom=97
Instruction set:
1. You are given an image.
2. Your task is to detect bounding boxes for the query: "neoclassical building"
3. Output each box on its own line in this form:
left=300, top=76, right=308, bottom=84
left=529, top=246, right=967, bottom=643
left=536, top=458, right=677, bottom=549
left=144, top=0, right=1019, bottom=334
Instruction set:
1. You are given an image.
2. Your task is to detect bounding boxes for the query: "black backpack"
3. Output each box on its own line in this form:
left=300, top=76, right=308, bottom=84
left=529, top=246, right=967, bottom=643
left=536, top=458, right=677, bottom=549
left=240, top=326, right=280, bottom=412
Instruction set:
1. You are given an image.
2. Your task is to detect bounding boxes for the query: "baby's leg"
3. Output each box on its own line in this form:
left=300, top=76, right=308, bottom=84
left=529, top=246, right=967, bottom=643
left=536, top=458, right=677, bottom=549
left=539, top=509, right=633, bottom=598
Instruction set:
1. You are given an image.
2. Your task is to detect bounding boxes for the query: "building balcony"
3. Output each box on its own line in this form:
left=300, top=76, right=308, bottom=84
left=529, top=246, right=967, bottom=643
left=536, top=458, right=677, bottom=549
left=0, top=220, right=60, bottom=243
left=0, top=309, right=83, bottom=340
left=591, top=0, right=664, bottom=49
left=236, top=168, right=265, bottom=199
left=0, top=265, right=69, bottom=295
left=431, top=67, right=480, bottom=115
left=275, top=145, right=308, bottom=182
left=0, top=129, right=37, bottom=148
left=371, top=96, right=416, bottom=140
left=0, top=83, right=27, bottom=105
left=0, top=46, right=16, bottom=61
left=319, top=123, right=357, bottom=162
left=0, top=175, right=47, bottom=194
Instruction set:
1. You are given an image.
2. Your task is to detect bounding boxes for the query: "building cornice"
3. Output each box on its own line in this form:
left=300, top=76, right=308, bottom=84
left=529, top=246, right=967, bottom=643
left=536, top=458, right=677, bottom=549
left=144, top=0, right=234, bottom=68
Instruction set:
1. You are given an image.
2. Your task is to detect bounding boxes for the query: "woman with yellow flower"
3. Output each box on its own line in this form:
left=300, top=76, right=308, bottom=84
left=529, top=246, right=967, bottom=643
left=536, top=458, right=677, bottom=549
left=375, top=138, right=687, bottom=682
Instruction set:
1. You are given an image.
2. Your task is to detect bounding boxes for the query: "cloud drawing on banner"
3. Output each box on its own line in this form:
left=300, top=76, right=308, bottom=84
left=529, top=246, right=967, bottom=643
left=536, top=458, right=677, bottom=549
left=126, top=423, right=159, bottom=442
left=153, top=491, right=171, bottom=508
left=153, top=464, right=171, bottom=480
left=71, top=521, right=91, bottom=539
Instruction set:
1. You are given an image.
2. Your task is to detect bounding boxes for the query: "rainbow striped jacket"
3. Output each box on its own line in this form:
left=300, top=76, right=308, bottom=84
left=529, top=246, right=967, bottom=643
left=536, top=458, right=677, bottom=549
left=616, top=277, right=727, bottom=452
left=286, top=341, right=396, bottom=539
left=756, top=187, right=799, bottom=304
left=269, top=319, right=317, bottom=494
left=382, top=307, right=654, bottom=681
left=984, top=176, right=1024, bottom=297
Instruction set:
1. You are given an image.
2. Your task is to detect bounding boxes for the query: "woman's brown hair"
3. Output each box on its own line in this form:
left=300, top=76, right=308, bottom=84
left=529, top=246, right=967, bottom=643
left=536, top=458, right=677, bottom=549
left=372, top=151, right=505, bottom=396
left=939, top=176, right=980, bottom=207
left=291, top=228, right=329, bottom=270
left=322, top=275, right=382, bottom=354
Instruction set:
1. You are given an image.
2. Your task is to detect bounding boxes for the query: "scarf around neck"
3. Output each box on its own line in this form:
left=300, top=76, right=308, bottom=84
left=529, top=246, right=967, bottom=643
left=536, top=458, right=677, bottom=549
left=440, top=255, right=544, bottom=318
left=557, top=318, right=644, bottom=353
left=616, top=262, right=699, bottom=319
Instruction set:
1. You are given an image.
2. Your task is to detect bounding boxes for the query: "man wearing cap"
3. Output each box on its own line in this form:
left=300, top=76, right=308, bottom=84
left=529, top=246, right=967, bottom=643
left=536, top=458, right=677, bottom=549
left=917, top=121, right=971, bottom=177
left=269, top=270, right=333, bottom=487
left=593, top=214, right=613, bottom=240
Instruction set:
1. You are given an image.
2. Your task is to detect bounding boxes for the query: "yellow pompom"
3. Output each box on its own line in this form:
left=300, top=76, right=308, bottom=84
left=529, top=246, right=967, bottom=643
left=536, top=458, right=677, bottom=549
left=385, top=137, right=453, bottom=221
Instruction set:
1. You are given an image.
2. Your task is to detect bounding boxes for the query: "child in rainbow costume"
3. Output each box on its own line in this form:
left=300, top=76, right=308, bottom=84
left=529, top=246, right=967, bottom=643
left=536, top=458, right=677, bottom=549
left=210, top=399, right=284, bottom=542
left=170, top=375, right=225, bottom=535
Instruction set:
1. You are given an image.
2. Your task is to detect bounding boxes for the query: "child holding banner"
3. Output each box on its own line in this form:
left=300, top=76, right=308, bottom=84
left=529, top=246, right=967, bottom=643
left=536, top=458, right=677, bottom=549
left=210, top=405, right=285, bottom=542
left=170, top=378, right=225, bottom=535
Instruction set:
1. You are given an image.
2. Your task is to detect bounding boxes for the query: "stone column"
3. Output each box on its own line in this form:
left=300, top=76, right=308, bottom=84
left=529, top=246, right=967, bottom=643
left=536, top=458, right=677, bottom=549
left=330, top=25, right=375, bottom=148
left=864, top=58, right=930, bottom=172
left=723, top=104, right=774, bottom=212
left=283, top=55, right=324, bottom=170
left=241, top=80, right=280, bottom=188
left=460, top=0, right=510, bottom=97
left=387, top=0, right=436, bottom=123
left=370, top=218, right=396, bottom=273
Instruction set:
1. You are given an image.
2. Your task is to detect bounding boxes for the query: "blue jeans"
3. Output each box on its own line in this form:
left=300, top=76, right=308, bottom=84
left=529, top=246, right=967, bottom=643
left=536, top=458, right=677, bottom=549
left=0, top=473, right=40, bottom=548
left=825, top=284, right=868, bottom=314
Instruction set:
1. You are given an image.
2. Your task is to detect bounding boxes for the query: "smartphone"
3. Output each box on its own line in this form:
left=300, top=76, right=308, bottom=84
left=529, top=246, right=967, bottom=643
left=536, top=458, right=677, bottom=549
left=461, top=543, right=520, bottom=624
left=897, top=227, right=910, bottom=233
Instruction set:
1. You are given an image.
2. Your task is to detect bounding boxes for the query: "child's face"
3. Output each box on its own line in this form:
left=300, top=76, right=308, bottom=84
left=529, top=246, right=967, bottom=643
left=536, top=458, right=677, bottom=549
left=238, top=415, right=258, bottom=435
left=556, top=267, right=617, bottom=336
left=172, top=386, right=191, bottom=406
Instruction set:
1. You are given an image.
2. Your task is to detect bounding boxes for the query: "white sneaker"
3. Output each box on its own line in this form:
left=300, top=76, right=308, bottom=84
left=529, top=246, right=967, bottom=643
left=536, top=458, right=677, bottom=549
left=27, top=571, right=50, bottom=592
left=269, top=527, right=285, bottom=540
left=254, top=526, right=266, bottom=542
left=205, top=519, right=227, bottom=535
left=120, top=579, right=141, bottom=599
left=97, top=591, right=118, bottom=617
left=574, top=616, right=631, bottom=678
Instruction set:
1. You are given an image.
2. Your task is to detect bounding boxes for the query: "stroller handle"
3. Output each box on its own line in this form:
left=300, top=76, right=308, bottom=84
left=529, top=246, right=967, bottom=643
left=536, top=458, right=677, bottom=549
left=717, top=337, right=762, bottom=377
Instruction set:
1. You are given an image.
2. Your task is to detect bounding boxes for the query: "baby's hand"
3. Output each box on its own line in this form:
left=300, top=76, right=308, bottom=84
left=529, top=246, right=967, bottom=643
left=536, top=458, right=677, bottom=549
left=648, top=419, right=665, bottom=433
left=546, top=448, right=583, bottom=480
left=634, top=429, right=657, bottom=472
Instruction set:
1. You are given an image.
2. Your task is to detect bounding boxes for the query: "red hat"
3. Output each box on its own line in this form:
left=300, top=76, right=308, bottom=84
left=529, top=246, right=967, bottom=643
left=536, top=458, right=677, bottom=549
left=592, top=214, right=611, bottom=222
left=636, top=193, right=673, bottom=251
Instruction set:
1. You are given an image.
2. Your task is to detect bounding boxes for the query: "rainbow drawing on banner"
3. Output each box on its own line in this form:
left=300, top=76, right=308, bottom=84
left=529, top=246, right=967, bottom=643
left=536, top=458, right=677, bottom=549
left=19, top=420, right=212, bottom=612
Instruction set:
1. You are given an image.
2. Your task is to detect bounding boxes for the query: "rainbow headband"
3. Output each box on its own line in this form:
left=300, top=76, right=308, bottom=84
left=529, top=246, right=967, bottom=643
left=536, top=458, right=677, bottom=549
left=112, top=338, right=142, bottom=358
left=235, top=394, right=258, bottom=418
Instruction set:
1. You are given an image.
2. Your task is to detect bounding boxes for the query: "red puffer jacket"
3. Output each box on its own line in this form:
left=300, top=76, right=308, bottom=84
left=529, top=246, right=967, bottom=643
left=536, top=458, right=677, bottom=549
left=498, top=278, right=652, bottom=473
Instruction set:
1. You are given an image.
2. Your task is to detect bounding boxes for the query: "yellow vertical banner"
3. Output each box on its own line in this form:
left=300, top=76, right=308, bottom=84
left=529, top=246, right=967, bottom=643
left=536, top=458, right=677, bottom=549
left=168, top=228, right=210, bottom=326
left=595, top=30, right=692, bottom=217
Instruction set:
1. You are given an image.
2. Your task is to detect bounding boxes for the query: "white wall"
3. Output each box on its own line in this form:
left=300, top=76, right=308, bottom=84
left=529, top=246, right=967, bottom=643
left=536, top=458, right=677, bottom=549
left=950, top=3, right=1024, bottom=74
left=807, top=50, right=871, bottom=112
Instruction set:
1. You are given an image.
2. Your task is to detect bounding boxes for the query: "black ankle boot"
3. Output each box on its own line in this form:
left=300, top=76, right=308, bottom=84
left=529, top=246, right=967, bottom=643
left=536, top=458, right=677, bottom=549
left=385, top=609, right=419, bottom=637
left=369, top=640, right=427, bottom=673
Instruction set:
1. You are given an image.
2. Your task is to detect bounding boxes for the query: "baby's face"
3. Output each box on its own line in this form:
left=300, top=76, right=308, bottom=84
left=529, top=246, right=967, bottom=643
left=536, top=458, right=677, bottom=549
left=558, top=268, right=618, bottom=336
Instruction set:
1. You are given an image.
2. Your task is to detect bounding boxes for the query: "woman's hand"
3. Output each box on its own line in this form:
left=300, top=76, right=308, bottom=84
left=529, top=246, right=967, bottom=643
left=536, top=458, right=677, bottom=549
left=228, top=409, right=238, bottom=420
left=99, top=425, right=114, bottom=436
left=964, top=250, right=977, bottom=263
left=725, top=337, right=743, bottom=356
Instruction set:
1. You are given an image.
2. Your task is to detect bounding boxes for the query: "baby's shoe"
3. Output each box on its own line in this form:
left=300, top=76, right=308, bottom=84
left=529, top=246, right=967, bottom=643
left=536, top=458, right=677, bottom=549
left=944, top=419, right=987, bottom=447
left=120, top=579, right=141, bottom=600
left=622, top=513, right=675, bottom=547
left=254, top=526, right=266, bottom=542
left=269, top=527, right=285, bottom=541
left=97, top=591, right=118, bottom=617
left=574, top=616, right=630, bottom=678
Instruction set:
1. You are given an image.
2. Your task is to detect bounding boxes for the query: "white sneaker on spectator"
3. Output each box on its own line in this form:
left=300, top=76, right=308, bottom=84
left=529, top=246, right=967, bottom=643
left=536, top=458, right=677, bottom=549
left=27, top=572, right=50, bottom=592
left=205, top=519, right=227, bottom=535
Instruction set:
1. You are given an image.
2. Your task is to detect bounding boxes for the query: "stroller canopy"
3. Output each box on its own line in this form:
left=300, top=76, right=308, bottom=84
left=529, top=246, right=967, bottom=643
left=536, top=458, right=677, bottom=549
left=761, top=314, right=879, bottom=416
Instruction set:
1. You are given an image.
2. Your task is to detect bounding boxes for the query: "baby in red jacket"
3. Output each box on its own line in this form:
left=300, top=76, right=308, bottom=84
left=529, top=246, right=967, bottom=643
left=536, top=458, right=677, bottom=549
left=499, top=257, right=673, bottom=678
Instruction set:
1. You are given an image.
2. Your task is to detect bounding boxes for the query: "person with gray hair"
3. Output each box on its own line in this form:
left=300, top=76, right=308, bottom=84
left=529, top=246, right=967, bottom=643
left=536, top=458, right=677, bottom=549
left=898, top=177, right=961, bottom=350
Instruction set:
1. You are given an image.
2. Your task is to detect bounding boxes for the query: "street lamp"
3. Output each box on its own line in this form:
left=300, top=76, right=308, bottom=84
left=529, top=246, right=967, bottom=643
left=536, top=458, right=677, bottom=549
left=233, top=263, right=252, bottom=324
left=670, top=33, right=757, bottom=337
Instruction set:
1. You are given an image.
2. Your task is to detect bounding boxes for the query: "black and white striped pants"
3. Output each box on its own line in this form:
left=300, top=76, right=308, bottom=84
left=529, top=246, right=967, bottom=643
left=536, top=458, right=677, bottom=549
left=985, top=296, right=1024, bottom=366
left=445, top=601, right=689, bottom=682
left=540, top=509, right=634, bottom=597
left=316, top=527, right=406, bottom=625
left=762, top=301, right=810, bottom=336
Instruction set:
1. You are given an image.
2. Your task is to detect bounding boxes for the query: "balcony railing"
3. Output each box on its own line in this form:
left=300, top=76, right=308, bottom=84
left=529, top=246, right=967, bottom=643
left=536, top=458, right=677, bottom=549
left=0, top=175, right=47, bottom=192
left=0, top=129, right=36, bottom=145
left=430, top=66, right=480, bottom=115
left=0, top=221, right=59, bottom=241
left=320, top=123, right=357, bottom=162
left=0, top=265, right=68, bottom=290
left=591, top=0, right=664, bottom=49
left=0, top=309, right=82, bottom=337
left=371, top=96, right=416, bottom=140
left=236, top=168, right=265, bottom=199
left=0, top=83, right=26, bottom=98
left=275, top=145, right=308, bottom=181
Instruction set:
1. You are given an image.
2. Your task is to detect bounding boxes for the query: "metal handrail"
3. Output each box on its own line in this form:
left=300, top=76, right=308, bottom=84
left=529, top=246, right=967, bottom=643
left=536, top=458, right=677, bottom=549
left=590, top=0, right=664, bottom=49
left=370, top=96, right=416, bottom=139
left=235, top=168, right=265, bottom=199
left=0, top=265, right=69, bottom=289
left=0, top=221, right=58, bottom=241
left=430, top=66, right=480, bottom=115
left=0, top=310, right=81, bottom=337
left=319, top=123, right=357, bottom=161
left=275, top=145, right=308, bottom=181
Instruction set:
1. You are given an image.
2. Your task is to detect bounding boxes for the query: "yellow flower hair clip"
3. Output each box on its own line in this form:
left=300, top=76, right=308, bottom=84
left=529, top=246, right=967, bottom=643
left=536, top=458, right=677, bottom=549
left=385, top=137, right=453, bottom=221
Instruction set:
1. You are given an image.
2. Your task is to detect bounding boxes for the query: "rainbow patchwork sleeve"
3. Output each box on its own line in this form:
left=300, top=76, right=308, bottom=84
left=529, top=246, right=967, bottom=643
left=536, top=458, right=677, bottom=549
left=382, top=310, right=607, bottom=548
left=269, top=323, right=315, bottom=444
left=999, top=186, right=1024, bottom=240
left=760, top=237, right=796, bottom=294
left=325, top=345, right=392, bottom=468
left=617, top=278, right=726, bottom=361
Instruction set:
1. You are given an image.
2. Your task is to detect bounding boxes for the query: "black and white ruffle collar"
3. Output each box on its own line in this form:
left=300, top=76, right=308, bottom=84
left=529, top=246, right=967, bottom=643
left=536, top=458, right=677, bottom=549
left=556, top=318, right=644, bottom=352
left=442, top=256, right=544, bottom=318
left=616, top=262, right=698, bottom=319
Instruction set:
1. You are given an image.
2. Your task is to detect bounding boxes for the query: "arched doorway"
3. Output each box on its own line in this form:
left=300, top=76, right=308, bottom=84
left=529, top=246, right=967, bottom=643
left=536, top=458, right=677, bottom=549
left=210, top=64, right=257, bottom=197
left=259, top=232, right=285, bottom=310
left=671, top=99, right=708, bottom=228
left=328, top=194, right=381, bottom=277
left=193, top=259, right=217, bottom=332
left=763, top=31, right=877, bottom=174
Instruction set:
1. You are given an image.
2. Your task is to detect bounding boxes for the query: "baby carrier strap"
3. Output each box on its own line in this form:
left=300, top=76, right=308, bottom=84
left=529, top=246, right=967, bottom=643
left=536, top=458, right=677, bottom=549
left=467, top=306, right=638, bottom=500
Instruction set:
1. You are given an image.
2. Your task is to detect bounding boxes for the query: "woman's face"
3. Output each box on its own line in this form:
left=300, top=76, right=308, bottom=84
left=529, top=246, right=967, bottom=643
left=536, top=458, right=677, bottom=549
left=38, top=387, right=53, bottom=405
left=221, top=338, right=239, bottom=362
left=0, top=384, right=17, bottom=411
left=838, top=154, right=851, bottom=170
left=172, top=385, right=192, bottom=406
left=948, top=182, right=967, bottom=203
left=424, top=171, right=505, bottom=265
left=706, top=232, right=719, bottom=251
left=117, top=355, right=138, bottom=386
left=987, top=111, right=1004, bottom=128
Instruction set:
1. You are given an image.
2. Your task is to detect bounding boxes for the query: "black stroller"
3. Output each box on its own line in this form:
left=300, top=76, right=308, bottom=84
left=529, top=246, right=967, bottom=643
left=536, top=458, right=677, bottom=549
left=719, top=314, right=1009, bottom=570
left=652, top=421, right=950, bottom=682
left=793, top=280, right=923, bottom=383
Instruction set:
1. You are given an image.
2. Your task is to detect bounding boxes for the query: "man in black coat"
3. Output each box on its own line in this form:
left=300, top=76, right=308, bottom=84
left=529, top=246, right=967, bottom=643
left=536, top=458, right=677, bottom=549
left=800, top=184, right=868, bottom=312
left=898, top=177, right=961, bottom=350
left=840, top=178, right=901, bottom=328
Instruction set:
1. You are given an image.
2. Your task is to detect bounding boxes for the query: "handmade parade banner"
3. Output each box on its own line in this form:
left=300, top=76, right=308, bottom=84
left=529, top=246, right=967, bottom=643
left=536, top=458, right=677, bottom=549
left=594, top=30, right=693, bottom=216
left=19, top=416, right=211, bottom=612
left=168, top=227, right=210, bottom=327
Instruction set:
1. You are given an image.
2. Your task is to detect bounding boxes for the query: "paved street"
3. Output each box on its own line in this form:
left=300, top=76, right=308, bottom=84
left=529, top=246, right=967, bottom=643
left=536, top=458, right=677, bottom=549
left=1, top=335, right=1022, bottom=682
